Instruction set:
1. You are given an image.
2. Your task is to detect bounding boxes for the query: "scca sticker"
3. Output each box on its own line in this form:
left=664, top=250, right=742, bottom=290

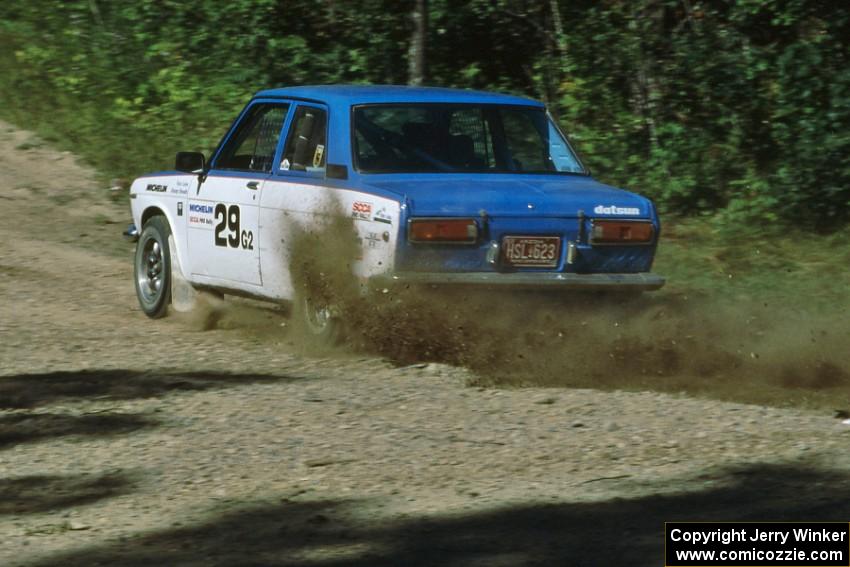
left=351, top=201, right=372, bottom=220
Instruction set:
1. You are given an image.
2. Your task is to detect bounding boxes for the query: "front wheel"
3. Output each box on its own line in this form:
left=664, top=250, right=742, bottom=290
left=134, top=216, right=172, bottom=318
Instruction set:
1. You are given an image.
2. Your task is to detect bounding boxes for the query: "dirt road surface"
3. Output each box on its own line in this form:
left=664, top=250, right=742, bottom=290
left=1, top=121, right=849, bottom=566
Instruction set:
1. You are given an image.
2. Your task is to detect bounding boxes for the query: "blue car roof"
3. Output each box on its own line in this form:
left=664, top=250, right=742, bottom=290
left=253, top=85, right=544, bottom=108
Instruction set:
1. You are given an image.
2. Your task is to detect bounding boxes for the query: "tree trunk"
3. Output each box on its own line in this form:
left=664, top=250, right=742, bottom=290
left=408, top=0, right=428, bottom=85
left=549, top=0, right=567, bottom=60
left=630, top=1, right=663, bottom=154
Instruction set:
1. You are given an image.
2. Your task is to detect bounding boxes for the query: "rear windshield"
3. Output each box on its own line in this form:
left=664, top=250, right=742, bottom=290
left=352, top=104, right=586, bottom=174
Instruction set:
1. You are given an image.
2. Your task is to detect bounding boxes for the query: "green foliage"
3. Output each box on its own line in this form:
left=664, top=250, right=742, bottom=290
left=0, top=0, right=848, bottom=230
left=656, top=216, right=850, bottom=309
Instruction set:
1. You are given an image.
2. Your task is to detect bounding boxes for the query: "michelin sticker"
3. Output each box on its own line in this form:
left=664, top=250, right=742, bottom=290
left=188, top=202, right=215, bottom=228
left=594, top=204, right=641, bottom=216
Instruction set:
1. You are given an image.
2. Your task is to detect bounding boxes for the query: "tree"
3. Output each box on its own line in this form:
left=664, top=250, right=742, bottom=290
left=408, top=0, right=428, bottom=85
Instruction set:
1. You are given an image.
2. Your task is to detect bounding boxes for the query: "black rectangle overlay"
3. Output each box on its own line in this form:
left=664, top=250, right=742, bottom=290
left=666, top=522, right=850, bottom=566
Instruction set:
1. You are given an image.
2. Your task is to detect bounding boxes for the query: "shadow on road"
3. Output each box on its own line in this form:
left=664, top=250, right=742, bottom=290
left=0, top=473, right=134, bottom=516
left=0, top=412, right=155, bottom=449
left=0, top=370, right=299, bottom=409
left=23, top=462, right=850, bottom=566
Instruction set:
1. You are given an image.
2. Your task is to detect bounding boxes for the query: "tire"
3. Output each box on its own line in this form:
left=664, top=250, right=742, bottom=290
left=134, top=216, right=172, bottom=318
left=294, top=293, right=344, bottom=346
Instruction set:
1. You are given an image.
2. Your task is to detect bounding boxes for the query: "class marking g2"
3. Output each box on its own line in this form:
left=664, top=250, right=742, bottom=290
left=214, top=204, right=253, bottom=250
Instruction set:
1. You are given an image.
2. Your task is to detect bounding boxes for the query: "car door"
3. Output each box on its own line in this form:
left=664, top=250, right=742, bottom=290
left=258, top=102, right=330, bottom=300
left=187, top=101, right=290, bottom=288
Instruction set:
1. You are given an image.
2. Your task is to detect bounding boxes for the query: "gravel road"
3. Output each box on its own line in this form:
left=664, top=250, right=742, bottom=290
left=1, top=121, right=849, bottom=566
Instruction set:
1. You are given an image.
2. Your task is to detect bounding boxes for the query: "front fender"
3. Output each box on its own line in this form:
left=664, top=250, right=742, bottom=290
left=130, top=175, right=191, bottom=281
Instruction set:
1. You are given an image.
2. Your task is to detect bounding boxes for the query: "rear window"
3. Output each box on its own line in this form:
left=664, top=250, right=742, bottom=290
left=353, top=104, right=585, bottom=174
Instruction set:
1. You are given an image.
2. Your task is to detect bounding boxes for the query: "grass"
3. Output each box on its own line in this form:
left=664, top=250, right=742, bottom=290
left=655, top=218, right=850, bottom=308
left=47, top=194, right=76, bottom=206
left=15, top=140, right=42, bottom=151
left=0, top=39, right=177, bottom=190
left=92, top=213, right=116, bottom=226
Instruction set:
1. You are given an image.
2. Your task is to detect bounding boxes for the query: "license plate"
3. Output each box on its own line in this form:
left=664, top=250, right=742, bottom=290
left=501, top=236, right=560, bottom=268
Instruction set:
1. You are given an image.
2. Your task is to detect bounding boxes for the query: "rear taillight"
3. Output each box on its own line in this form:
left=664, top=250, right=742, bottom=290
left=408, top=218, right=478, bottom=244
left=590, top=220, right=654, bottom=244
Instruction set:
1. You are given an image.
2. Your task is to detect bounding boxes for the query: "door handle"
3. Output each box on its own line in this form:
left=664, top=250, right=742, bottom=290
left=246, top=181, right=259, bottom=190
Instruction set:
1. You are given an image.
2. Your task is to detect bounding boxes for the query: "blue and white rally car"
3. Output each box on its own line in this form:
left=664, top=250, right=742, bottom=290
left=128, top=85, right=664, bottom=339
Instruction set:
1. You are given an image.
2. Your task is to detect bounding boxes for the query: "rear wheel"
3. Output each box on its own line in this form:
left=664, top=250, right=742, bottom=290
left=295, top=294, right=344, bottom=346
left=134, top=216, right=172, bottom=318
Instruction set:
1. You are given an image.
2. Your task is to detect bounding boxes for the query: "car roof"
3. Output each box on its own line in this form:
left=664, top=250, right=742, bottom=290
left=253, top=85, right=544, bottom=107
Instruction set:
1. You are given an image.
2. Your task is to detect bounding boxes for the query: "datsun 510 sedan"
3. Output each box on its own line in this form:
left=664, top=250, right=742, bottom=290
left=127, top=85, right=664, bottom=340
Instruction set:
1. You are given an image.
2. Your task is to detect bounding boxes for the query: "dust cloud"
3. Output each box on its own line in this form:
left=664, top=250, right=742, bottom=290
left=225, top=206, right=850, bottom=408
left=354, top=287, right=850, bottom=407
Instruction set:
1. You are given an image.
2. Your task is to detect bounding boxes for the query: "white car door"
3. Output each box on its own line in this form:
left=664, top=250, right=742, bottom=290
left=258, top=102, right=330, bottom=300
left=187, top=102, right=290, bottom=288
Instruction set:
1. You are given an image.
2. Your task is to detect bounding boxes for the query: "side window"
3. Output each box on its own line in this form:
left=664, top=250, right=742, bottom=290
left=215, top=104, right=289, bottom=172
left=447, top=108, right=496, bottom=170
left=353, top=106, right=431, bottom=171
left=501, top=110, right=552, bottom=172
left=547, top=121, right=583, bottom=173
left=280, top=106, right=327, bottom=173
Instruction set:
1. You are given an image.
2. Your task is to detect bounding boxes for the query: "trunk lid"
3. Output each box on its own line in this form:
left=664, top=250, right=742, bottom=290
left=362, top=173, right=658, bottom=274
left=364, top=173, right=651, bottom=218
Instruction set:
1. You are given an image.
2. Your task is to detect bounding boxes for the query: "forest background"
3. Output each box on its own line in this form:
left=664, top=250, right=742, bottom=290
left=1, top=0, right=848, bottom=298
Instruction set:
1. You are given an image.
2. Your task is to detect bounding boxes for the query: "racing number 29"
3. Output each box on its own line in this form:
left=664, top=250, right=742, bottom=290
left=214, top=204, right=253, bottom=250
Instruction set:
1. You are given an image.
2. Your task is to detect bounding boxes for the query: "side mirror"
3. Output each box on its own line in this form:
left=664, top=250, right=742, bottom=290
left=175, top=151, right=205, bottom=173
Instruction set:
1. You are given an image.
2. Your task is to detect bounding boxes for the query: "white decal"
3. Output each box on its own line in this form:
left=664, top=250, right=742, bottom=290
left=187, top=202, right=215, bottom=228
left=171, top=180, right=190, bottom=195
left=312, top=144, right=325, bottom=168
left=372, top=206, right=393, bottom=225
left=280, top=158, right=290, bottom=171
left=364, top=231, right=384, bottom=248
left=593, top=204, right=641, bottom=216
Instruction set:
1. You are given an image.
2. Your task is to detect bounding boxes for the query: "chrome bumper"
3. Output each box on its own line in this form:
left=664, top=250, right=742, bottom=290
left=379, top=271, right=666, bottom=291
left=123, top=223, right=139, bottom=242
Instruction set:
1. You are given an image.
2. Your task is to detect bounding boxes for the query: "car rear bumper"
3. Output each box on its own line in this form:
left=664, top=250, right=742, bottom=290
left=377, top=271, right=666, bottom=291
